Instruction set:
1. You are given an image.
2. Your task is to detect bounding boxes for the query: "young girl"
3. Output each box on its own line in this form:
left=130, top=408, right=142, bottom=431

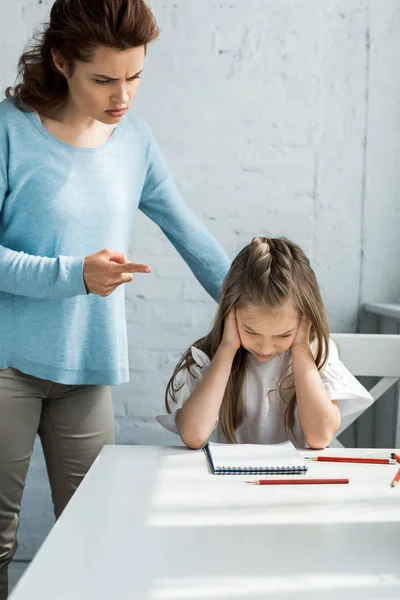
left=159, top=237, right=373, bottom=449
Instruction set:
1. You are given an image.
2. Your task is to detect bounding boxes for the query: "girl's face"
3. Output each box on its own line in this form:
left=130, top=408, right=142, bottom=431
left=236, top=301, right=300, bottom=363
left=54, top=45, right=145, bottom=123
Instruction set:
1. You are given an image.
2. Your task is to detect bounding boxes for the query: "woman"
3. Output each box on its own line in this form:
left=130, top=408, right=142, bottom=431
left=0, top=1, right=230, bottom=596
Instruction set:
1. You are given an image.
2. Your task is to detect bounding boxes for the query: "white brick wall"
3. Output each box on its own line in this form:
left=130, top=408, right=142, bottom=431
left=1, top=0, right=399, bottom=560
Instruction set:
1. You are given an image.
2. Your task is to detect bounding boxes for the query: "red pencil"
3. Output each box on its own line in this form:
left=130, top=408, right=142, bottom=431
left=391, top=469, right=400, bottom=489
left=246, top=478, right=349, bottom=485
left=391, top=453, right=400, bottom=464
left=305, top=456, right=395, bottom=465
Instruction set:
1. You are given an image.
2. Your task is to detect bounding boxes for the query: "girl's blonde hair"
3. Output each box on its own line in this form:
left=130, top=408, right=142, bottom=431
left=165, top=236, right=330, bottom=443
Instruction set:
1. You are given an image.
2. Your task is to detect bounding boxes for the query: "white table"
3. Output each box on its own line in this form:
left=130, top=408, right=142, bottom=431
left=10, top=445, right=400, bottom=600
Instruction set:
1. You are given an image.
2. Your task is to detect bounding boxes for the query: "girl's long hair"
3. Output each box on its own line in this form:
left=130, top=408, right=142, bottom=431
left=165, top=237, right=330, bottom=443
left=6, top=0, right=159, bottom=113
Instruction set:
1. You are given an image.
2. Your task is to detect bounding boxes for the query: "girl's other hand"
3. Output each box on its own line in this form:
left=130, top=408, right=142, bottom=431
left=292, top=315, right=312, bottom=347
left=221, top=308, right=242, bottom=352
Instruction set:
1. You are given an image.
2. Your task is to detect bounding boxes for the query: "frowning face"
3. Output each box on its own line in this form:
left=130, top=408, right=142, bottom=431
left=236, top=301, right=300, bottom=362
left=53, top=45, right=145, bottom=124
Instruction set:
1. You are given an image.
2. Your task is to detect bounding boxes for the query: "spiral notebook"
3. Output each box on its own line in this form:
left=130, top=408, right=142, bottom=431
left=204, top=440, right=308, bottom=475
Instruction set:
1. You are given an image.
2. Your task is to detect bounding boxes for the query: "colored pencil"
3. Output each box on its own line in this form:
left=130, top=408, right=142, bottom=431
left=305, top=456, right=395, bottom=465
left=390, top=453, right=400, bottom=464
left=246, top=478, right=349, bottom=485
left=391, top=469, right=400, bottom=489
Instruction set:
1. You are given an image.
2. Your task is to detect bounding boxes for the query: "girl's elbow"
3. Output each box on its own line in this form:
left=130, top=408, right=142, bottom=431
left=176, top=411, right=213, bottom=449
left=306, top=412, right=341, bottom=449
left=181, top=432, right=208, bottom=450
left=306, top=425, right=340, bottom=450
left=306, top=437, right=330, bottom=450
left=177, top=421, right=209, bottom=449
left=185, top=439, right=206, bottom=450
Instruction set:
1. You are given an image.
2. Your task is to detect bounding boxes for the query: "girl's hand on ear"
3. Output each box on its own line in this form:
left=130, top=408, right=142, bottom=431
left=292, top=315, right=312, bottom=348
left=221, top=309, right=242, bottom=352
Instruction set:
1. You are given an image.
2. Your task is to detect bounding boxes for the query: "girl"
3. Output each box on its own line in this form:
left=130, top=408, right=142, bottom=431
left=0, top=1, right=229, bottom=597
left=159, top=237, right=373, bottom=450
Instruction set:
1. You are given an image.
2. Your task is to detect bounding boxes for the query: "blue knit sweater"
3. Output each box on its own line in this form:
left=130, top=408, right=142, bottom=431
left=0, top=98, right=230, bottom=384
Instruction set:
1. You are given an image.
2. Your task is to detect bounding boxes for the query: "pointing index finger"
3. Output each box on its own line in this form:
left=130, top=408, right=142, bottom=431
left=121, top=262, right=152, bottom=274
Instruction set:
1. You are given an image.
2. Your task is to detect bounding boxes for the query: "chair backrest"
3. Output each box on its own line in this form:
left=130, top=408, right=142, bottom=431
left=331, top=334, right=400, bottom=377
left=330, top=334, right=400, bottom=445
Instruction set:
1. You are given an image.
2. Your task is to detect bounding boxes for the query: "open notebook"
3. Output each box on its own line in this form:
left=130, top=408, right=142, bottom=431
left=204, top=440, right=308, bottom=475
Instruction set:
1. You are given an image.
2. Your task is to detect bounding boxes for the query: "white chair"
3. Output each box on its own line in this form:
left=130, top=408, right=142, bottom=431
left=331, top=334, right=400, bottom=448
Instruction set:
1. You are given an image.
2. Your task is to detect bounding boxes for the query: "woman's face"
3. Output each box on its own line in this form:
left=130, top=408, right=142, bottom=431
left=54, top=45, right=145, bottom=123
left=236, top=301, right=300, bottom=363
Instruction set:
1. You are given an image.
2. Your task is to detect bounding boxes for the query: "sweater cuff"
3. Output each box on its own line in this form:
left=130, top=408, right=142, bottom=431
left=60, top=255, right=87, bottom=296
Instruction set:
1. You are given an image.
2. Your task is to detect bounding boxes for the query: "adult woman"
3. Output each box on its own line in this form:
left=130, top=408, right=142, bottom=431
left=0, top=1, right=230, bottom=596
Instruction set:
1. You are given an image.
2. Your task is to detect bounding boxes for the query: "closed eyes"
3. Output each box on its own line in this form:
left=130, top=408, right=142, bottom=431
left=244, top=329, right=292, bottom=338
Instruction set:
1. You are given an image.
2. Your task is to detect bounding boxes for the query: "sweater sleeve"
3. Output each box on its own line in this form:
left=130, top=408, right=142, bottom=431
left=138, top=124, right=230, bottom=302
left=0, top=123, right=87, bottom=299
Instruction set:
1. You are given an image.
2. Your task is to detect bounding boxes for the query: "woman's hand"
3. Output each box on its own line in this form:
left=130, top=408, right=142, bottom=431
left=292, top=315, right=312, bottom=348
left=220, top=309, right=241, bottom=352
left=83, top=248, right=151, bottom=297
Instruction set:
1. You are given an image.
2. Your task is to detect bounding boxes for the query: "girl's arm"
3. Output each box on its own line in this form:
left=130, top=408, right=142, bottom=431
left=291, top=317, right=341, bottom=449
left=177, top=310, right=240, bottom=449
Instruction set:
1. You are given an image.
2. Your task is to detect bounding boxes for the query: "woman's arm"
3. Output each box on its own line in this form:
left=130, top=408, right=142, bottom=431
left=177, top=310, right=241, bottom=449
left=0, top=137, right=143, bottom=299
left=291, top=317, right=341, bottom=449
left=0, top=122, right=87, bottom=299
left=138, top=126, right=230, bottom=302
left=0, top=246, right=89, bottom=299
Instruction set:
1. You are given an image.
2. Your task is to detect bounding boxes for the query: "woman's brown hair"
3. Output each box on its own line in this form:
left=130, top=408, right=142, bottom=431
left=6, top=0, right=159, bottom=113
left=165, top=237, right=330, bottom=443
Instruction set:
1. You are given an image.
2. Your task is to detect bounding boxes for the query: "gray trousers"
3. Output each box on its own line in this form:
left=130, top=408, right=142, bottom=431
left=0, top=367, right=115, bottom=600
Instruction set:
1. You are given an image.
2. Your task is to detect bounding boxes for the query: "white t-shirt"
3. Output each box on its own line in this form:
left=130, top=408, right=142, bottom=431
left=157, top=338, right=373, bottom=447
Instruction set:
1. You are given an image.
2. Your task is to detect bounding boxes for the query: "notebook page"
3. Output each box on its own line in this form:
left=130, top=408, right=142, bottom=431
left=207, top=440, right=305, bottom=470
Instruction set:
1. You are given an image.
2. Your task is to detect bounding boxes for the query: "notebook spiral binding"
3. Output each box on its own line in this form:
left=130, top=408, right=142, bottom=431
left=215, top=465, right=308, bottom=475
